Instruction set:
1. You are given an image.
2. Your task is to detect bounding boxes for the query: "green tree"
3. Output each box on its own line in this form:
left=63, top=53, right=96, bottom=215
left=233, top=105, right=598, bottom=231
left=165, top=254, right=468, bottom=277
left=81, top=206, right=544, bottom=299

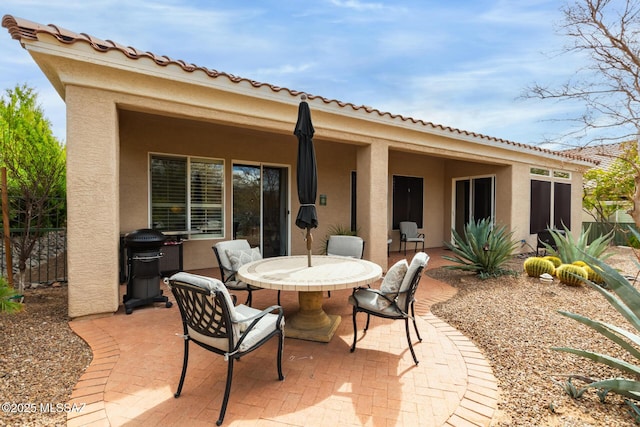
left=0, top=84, right=66, bottom=292
left=527, top=0, right=640, bottom=229
left=583, top=142, right=638, bottom=222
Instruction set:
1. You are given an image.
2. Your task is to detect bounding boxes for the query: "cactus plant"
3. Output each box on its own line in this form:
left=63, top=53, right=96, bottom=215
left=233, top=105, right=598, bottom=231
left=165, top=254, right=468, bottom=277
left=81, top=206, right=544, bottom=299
left=556, top=264, right=588, bottom=286
left=585, top=264, right=605, bottom=285
left=523, top=257, right=556, bottom=277
left=572, top=261, right=605, bottom=284
left=543, top=255, right=562, bottom=268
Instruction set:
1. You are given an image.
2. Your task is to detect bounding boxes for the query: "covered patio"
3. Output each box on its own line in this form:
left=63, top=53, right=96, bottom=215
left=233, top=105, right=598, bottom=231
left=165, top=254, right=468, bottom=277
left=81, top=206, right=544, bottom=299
left=66, top=249, right=497, bottom=426
left=2, top=15, right=593, bottom=321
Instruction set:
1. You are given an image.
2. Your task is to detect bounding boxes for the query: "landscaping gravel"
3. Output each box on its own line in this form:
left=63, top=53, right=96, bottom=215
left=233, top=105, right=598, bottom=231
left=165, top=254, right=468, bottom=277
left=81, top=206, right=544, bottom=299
left=0, top=285, right=92, bottom=427
left=1, top=246, right=640, bottom=426
left=430, top=246, right=640, bottom=426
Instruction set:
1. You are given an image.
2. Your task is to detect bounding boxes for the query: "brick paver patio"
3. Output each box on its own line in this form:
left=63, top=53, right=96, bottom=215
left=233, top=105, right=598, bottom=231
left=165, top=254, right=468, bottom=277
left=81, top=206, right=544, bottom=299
left=67, top=248, right=498, bottom=426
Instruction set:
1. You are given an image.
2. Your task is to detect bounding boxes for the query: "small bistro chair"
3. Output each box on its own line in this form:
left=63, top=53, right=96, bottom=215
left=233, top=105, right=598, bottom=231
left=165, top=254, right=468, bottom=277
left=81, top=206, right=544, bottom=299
left=399, top=221, right=425, bottom=255
left=167, top=272, right=285, bottom=426
left=348, top=251, right=429, bottom=365
left=213, top=239, right=280, bottom=306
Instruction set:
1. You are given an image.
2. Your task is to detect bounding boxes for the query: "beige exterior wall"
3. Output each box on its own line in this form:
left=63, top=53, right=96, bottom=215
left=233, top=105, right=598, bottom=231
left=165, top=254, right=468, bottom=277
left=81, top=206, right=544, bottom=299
left=511, top=163, right=533, bottom=247
left=8, top=27, right=594, bottom=317
left=388, top=150, right=445, bottom=249
left=357, top=142, right=389, bottom=268
left=119, top=110, right=361, bottom=270
left=66, top=86, right=120, bottom=318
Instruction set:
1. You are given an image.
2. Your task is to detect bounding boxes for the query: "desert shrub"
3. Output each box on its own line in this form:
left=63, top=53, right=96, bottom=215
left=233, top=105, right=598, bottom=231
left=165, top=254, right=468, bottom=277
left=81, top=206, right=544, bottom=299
left=443, top=218, right=519, bottom=279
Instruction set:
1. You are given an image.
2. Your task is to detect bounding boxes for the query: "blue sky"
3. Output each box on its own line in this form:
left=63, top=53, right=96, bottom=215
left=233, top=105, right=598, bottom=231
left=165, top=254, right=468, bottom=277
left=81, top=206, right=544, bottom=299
left=1, top=0, right=587, bottom=147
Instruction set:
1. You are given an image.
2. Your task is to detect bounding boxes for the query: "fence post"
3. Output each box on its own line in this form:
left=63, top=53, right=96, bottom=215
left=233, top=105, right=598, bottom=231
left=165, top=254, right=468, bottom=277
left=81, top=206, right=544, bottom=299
left=1, top=167, right=13, bottom=287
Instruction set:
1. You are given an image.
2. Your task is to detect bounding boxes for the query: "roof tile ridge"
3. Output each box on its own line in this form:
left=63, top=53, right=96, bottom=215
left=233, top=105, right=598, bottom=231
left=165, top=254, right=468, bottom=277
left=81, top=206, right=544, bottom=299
left=1, top=14, right=599, bottom=165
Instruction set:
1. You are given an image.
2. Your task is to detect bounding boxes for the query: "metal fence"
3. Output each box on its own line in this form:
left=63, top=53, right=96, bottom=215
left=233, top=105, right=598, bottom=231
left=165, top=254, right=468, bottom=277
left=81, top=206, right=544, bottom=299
left=582, top=222, right=639, bottom=246
left=0, top=228, right=67, bottom=284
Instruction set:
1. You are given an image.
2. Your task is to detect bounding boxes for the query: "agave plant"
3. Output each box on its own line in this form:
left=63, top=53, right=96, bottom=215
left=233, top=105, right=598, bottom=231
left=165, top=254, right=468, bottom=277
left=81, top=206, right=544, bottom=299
left=552, top=228, right=640, bottom=401
left=443, top=218, right=519, bottom=279
left=544, top=224, right=613, bottom=263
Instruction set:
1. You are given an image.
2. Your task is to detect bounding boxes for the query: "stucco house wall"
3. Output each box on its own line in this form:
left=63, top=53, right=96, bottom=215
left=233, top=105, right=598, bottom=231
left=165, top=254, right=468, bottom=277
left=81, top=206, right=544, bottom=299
left=388, top=151, right=445, bottom=248
left=2, top=15, right=595, bottom=318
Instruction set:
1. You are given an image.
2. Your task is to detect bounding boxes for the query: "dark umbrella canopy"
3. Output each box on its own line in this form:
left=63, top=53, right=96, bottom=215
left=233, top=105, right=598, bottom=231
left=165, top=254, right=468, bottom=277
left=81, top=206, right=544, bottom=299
left=294, top=98, right=318, bottom=230
left=294, top=97, right=318, bottom=265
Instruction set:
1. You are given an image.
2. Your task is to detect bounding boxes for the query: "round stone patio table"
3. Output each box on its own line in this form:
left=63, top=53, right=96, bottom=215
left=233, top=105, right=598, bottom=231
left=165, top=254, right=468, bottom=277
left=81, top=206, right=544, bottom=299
left=237, top=255, right=382, bottom=342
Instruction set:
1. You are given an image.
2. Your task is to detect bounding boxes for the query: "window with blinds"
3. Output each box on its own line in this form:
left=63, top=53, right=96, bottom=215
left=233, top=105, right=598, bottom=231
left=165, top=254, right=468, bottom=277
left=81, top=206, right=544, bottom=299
left=190, top=158, right=224, bottom=237
left=150, top=155, right=224, bottom=238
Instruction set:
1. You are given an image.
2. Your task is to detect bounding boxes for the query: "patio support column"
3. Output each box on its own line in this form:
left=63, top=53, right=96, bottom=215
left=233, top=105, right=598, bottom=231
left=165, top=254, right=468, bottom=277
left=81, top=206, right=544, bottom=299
left=66, top=86, right=120, bottom=318
left=356, top=141, right=389, bottom=270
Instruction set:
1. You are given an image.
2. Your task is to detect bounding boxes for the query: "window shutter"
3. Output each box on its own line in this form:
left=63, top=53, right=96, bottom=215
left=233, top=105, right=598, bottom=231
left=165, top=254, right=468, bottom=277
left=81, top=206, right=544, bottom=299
left=530, top=180, right=551, bottom=234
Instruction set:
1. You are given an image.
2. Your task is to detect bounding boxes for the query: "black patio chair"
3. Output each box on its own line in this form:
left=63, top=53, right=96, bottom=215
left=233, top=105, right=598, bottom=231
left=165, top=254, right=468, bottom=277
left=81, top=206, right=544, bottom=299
left=213, top=239, right=280, bottom=306
left=348, top=251, right=429, bottom=365
left=167, top=272, right=285, bottom=426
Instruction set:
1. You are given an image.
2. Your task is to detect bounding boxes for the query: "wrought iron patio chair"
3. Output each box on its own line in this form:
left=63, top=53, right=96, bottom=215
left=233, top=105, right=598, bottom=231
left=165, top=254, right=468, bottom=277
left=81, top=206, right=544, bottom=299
left=399, top=221, right=425, bottom=255
left=348, top=251, right=429, bottom=365
left=167, top=272, right=285, bottom=426
left=213, top=239, right=280, bottom=306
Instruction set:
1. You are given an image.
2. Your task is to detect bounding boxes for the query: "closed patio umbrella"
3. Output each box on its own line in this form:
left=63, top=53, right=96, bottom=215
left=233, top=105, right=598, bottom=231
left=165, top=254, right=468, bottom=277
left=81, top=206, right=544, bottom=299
left=294, top=95, right=318, bottom=267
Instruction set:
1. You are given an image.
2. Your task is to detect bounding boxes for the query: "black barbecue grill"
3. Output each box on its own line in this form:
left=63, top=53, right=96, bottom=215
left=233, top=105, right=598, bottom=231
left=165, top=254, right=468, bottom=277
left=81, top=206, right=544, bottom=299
left=123, top=228, right=173, bottom=314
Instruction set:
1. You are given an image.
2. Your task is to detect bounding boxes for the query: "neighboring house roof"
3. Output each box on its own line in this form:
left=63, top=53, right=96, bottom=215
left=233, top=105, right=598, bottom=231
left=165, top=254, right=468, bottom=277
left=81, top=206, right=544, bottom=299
left=564, top=142, right=635, bottom=171
left=2, top=14, right=595, bottom=165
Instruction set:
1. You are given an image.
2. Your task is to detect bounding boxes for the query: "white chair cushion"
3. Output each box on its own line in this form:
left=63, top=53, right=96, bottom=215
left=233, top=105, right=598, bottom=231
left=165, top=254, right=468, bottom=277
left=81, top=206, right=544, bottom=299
left=400, top=222, right=419, bottom=238
left=348, top=289, right=403, bottom=316
left=169, top=272, right=236, bottom=313
left=327, top=235, right=364, bottom=258
left=400, top=252, right=429, bottom=293
left=226, top=247, right=262, bottom=271
left=396, top=252, right=429, bottom=308
left=214, top=240, right=251, bottom=271
left=377, top=260, right=408, bottom=309
left=169, top=272, right=283, bottom=353
left=187, top=304, right=283, bottom=353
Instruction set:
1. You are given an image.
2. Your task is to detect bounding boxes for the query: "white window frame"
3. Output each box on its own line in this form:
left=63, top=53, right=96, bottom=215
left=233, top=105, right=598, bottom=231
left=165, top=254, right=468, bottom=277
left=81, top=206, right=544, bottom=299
left=149, top=153, right=225, bottom=239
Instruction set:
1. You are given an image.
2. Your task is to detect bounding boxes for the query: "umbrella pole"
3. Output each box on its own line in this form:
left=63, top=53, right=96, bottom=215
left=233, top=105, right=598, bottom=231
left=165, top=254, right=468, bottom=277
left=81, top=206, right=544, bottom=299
left=306, top=228, right=313, bottom=267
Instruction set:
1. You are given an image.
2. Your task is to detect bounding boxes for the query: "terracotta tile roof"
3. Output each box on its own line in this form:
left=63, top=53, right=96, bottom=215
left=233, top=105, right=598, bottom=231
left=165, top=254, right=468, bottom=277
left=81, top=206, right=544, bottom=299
left=563, top=142, right=636, bottom=170
left=2, top=14, right=595, bottom=165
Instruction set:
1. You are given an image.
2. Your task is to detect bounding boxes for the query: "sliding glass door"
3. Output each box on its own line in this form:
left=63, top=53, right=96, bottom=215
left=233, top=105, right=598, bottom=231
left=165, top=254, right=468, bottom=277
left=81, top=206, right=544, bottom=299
left=233, top=164, right=289, bottom=257
left=453, top=176, right=495, bottom=237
